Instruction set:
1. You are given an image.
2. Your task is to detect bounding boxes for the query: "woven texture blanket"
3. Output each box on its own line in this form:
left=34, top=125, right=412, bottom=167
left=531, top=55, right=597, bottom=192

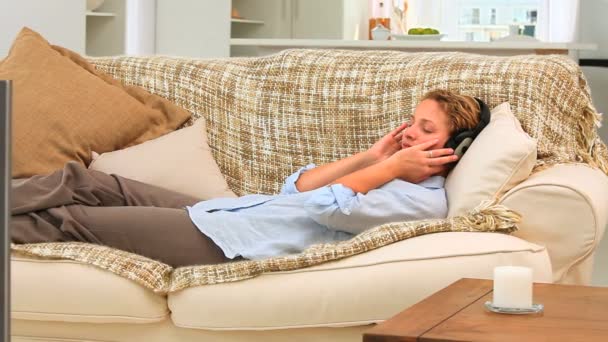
left=12, top=200, right=519, bottom=293
left=93, top=49, right=608, bottom=196
left=11, top=49, right=608, bottom=293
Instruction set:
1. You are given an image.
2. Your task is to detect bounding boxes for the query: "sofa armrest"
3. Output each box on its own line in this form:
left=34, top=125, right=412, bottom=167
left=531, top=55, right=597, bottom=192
left=500, top=164, right=608, bottom=284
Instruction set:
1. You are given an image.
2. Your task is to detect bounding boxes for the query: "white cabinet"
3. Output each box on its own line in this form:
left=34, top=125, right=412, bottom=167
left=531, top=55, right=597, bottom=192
left=291, top=0, right=343, bottom=39
left=231, top=0, right=367, bottom=40
left=231, top=0, right=292, bottom=39
left=86, top=0, right=126, bottom=56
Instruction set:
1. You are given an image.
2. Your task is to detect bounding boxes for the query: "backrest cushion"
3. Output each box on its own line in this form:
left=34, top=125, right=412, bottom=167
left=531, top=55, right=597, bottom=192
left=0, top=27, right=191, bottom=178
left=89, top=118, right=236, bottom=200
left=445, top=102, right=537, bottom=217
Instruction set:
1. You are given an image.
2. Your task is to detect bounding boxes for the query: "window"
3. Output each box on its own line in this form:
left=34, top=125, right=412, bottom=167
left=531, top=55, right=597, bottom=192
left=404, top=0, right=578, bottom=42
left=460, top=7, right=481, bottom=25
left=455, top=0, right=540, bottom=41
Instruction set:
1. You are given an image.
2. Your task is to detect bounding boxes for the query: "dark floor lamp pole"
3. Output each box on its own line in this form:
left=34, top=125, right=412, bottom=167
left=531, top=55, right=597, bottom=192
left=0, top=80, right=12, bottom=341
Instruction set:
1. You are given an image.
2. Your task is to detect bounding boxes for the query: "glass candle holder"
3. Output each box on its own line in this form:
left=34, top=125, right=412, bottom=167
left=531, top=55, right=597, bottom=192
left=485, top=266, right=544, bottom=315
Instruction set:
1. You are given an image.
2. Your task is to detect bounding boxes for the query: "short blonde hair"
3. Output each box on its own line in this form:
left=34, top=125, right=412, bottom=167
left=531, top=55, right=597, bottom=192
left=420, top=89, right=480, bottom=134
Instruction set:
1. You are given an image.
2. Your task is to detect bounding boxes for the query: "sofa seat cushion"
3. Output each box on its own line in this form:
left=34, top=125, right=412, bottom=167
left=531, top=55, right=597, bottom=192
left=11, top=255, right=169, bottom=324
left=11, top=318, right=370, bottom=342
left=168, top=232, right=551, bottom=330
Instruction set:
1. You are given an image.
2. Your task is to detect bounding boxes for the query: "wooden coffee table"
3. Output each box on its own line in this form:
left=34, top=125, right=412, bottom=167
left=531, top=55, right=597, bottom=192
left=363, top=278, right=608, bottom=342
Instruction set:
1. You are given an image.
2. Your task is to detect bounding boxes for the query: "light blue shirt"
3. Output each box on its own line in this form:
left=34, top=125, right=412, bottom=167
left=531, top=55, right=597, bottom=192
left=187, top=163, right=447, bottom=260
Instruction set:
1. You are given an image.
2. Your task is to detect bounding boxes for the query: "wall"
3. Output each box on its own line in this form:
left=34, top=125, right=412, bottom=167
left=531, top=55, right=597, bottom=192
left=155, top=0, right=230, bottom=58
left=579, top=0, right=608, bottom=287
left=0, top=0, right=86, bottom=56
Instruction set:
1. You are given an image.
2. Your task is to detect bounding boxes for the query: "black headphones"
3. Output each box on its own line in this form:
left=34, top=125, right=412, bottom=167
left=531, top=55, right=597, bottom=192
left=444, top=98, right=491, bottom=158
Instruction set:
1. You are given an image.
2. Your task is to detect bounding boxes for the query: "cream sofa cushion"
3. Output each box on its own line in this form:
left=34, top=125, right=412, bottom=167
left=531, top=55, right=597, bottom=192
left=501, top=163, right=608, bottom=284
left=168, top=232, right=551, bottom=330
left=11, top=255, right=168, bottom=324
left=446, top=102, right=537, bottom=217
left=12, top=319, right=370, bottom=342
left=89, top=118, right=236, bottom=200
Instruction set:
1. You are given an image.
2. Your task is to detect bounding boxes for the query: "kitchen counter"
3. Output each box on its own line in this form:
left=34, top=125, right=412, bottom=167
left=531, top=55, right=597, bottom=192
left=230, top=38, right=597, bottom=57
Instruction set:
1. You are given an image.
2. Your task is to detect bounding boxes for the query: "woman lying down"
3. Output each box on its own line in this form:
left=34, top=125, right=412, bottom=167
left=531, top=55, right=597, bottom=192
left=11, top=89, right=490, bottom=268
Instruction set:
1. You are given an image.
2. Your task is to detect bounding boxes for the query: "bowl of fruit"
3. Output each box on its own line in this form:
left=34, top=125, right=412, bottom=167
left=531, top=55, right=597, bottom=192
left=392, top=28, right=445, bottom=40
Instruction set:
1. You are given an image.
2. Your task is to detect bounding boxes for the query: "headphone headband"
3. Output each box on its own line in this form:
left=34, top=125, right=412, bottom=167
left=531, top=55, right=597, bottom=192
left=472, top=98, right=491, bottom=136
left=444, top=97, right=491, bottom=152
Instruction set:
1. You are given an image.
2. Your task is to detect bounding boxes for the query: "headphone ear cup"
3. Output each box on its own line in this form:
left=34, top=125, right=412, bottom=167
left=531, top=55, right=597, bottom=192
left=453, top=137, right=473, bottom=158
left=447, top=131, right=474, bottom=149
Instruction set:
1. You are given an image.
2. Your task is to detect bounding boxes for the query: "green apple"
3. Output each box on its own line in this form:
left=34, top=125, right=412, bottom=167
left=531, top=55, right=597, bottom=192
left=408, top=27, right=440, bottom=35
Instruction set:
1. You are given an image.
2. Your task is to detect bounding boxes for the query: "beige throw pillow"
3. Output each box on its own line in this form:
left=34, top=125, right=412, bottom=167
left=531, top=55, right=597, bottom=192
left=1, top=27, right=191, bottom=178
left=445, top=102, right=537, bottom=217
left=89, top=118, right=236, bottom=200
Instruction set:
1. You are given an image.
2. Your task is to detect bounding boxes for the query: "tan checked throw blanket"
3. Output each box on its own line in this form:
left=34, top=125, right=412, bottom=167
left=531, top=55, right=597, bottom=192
left=12, top=200, right=519, bottom=293
left=11, top=49, right=608, bottom=293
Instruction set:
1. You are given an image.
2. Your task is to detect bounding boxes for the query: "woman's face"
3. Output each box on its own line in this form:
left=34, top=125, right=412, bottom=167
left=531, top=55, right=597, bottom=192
left=401, top=99, right=451, bottom=150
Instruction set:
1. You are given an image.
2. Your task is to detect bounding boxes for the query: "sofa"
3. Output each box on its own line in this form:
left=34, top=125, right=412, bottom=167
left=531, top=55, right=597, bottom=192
left=9, top=46, right=608, bottom=341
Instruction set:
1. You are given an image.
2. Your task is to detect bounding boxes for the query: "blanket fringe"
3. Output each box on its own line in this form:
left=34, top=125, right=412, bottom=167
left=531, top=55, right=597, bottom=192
left=450, top=199, right=521, bottom=233
left=576, top=104, right=608, bottom=175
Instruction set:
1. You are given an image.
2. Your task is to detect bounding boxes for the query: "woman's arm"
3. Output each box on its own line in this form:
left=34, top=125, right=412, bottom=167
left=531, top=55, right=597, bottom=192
left=294, top=151, right=379, bottom=192
left=328, top=140, right=457, bottom=195
left=295, top=122, right=409, bottom=193
left=328, top=158, right=398, bottom=195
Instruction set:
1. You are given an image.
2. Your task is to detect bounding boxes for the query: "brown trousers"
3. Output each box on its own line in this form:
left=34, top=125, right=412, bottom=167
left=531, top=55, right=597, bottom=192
left=11, top=161, right=233, bottom=267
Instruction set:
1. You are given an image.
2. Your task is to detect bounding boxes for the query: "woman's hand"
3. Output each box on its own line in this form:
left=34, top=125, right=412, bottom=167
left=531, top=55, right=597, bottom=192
left=386, top=139, right=458, bottom=183
left=367, top=122, right=409, bottom=162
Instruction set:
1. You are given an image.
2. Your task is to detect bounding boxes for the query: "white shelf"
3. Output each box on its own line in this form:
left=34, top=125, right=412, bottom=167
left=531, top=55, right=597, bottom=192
left=85, top=0, right=124, bottom=57
left=231, top=18, right=264, bottom=25
left=86, top=11, right=116, bottom=17
left=230, top=38, right=598, bottom=51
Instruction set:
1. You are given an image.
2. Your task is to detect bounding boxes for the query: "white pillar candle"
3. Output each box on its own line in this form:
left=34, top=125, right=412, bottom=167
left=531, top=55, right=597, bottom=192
left=493, top=266, right=533, bottom=309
